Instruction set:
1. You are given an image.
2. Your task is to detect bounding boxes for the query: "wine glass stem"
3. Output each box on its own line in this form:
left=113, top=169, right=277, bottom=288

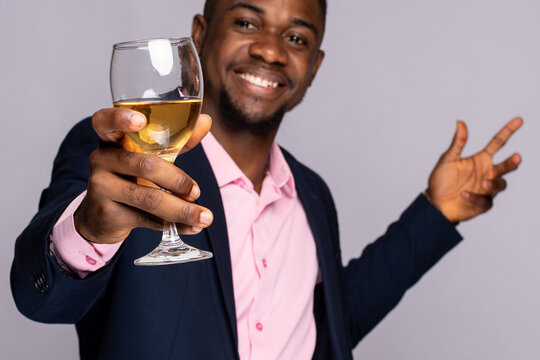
left=162, top=221, right=184, bottom=246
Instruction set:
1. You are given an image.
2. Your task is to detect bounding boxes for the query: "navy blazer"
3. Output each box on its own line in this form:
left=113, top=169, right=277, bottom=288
left=11, top=118, right=462, bottom=359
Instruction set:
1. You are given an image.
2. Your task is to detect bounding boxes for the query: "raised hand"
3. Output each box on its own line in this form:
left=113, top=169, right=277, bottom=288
left=426, top=117, right=523, bottom=223
left=74, top=107, right=213, bottom=244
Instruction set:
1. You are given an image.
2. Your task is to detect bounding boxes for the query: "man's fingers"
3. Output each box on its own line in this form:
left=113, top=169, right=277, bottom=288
left=181, top=114, right=212, bottom=154
left=91, top=170, right=213, bottom=229
left=483, top=117, right=523, bottom=156
left=483, top=177, right=507, bottom=197
left=442, top=120, right=468, bottom=161
left=92, top=109, right=211, bottom=150
left=91, top=108, right=147, bottom=143
left=493, top=153, right=522, bottom=177
left=492, top=177, right=507, bottom=195
left=89, top=148, right=200, bottom=201
left=461, top=191, right=493, bottom=212
left=127, top=206, right=204, bottom=235
left=75, top=193, right=165, bottom=244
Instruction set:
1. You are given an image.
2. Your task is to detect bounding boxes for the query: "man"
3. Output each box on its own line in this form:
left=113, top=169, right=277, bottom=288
left=11, top=0, right=522, bottom=359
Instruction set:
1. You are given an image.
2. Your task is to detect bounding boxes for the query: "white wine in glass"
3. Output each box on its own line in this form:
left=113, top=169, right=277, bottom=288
left=114, top=98, right=201, bottom=163
left=110, top=37, right=212, bottom=266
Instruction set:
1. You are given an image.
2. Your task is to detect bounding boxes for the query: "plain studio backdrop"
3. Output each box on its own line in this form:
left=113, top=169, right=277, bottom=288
left=1, top=1, right=539, bottom=359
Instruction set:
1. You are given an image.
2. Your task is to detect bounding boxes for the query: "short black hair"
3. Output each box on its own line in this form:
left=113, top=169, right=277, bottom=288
left=203, top=0, right=327, bottom=25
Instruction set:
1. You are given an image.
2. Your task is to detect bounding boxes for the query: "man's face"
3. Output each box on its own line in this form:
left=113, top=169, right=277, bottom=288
left=193, top=0, right=325, bottom=132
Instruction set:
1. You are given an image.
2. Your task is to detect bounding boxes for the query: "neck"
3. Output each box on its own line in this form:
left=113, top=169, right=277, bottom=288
left=207, top=112, right=278, bottom=194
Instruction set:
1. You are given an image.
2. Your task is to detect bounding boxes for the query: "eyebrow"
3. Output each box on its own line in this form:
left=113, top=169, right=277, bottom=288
left=291, top=17, right=318, bottom=37
left=229, top=2, right=264, bottom=14
left=228, top=2, right=319, bottom=37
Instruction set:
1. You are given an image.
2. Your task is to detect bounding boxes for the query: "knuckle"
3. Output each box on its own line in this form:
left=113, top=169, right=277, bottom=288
left=493, top=136, right=506, bottom=147
left=113, top=107, right=128, bottom=127
left=88, top=150, right=103, bottom=170
left=83, top=201, right=115, bottom=239
left=89, top=174, right=111, bottom=199
left=121, top=151, right=157, bottom=175
left=142, top=190, right=163, bottom=211
left=87, top=174, right=101, bottom=191
left=177, top=204, right=196, bottom=223
left=122, top=183, right=162, bottom=211
left=135, top=154, right=156, bottom=174
left=176, top=173, right=192, bottom=194
left=122, top=183, right=139, bottom=203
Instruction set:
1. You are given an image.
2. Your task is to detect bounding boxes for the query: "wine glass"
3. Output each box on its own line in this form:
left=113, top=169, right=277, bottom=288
left=110, top=37, right=212, bottom=266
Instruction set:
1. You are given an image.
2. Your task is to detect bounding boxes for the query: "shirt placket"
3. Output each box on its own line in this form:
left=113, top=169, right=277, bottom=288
left=247, top=180, right=283, bottom=358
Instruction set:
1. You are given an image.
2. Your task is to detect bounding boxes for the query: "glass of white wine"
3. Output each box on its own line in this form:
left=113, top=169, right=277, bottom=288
left=110, top=37, right=212, bottom=266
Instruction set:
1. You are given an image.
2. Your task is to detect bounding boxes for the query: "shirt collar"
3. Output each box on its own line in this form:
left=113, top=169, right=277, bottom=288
left=201, top=132, right=296, bottom=198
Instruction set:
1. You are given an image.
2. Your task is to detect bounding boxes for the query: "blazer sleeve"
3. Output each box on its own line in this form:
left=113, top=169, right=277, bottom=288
left=343, top=194, right=462, bottom=346
left=10, top=117, right=119, bottom=324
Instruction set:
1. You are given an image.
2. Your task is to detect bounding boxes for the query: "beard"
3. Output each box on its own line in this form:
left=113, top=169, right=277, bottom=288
left=217, top=89, right=286, bottom=135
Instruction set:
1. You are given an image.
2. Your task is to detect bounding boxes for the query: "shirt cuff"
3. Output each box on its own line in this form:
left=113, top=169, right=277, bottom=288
left=49, top=191, right=123, bottom=279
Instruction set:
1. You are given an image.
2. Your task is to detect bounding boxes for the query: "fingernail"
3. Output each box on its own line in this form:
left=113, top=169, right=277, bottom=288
left=130, top=113, right=145, bottom=128
left=189, top=184, right=200, bottom=200
left=191, top=226, right=202, bottom=233
left=199, top=211, right=213, bottom=226
left=483, top=180, right=492, bottom=191
left=462, top=191, right=470, bottom=199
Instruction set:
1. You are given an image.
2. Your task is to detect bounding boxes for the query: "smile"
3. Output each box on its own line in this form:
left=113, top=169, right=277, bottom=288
left=238, top=72, right=279, bottom=88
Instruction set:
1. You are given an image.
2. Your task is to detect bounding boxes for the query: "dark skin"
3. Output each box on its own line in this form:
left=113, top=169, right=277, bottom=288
left=427, top=118, right=522, bottom=222
left=74, top=109, right=214, bottom=244
left=75, top=0, right=522, bottom=244
left=192, top=0, right=325, bottom=192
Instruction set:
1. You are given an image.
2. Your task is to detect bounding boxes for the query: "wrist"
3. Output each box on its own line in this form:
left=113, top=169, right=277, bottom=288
left=423, top=189, right=460, bottom=226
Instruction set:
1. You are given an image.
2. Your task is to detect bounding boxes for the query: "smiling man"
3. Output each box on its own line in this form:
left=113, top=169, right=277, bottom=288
left=11, top=0, right=523, bottom=359
left=194, top=0, right=325, bottom=195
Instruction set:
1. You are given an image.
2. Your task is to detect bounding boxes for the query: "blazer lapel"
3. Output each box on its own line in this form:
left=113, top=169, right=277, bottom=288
left=284, top=150, right=353, bottom=360
left=176, top=144, right=239, bottom=351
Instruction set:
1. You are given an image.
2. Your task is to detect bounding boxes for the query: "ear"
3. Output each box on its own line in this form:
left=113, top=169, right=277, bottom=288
left=192, top=14, right=207, bottom=54
left=308, top=49, right=325, bottom=86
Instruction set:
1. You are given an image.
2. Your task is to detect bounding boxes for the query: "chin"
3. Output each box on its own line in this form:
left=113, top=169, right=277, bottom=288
left=219, top=90, right=285, bottom=135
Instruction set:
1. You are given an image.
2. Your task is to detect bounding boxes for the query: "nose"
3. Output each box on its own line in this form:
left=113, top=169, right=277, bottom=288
left=248, top=31, right=288, bottom=65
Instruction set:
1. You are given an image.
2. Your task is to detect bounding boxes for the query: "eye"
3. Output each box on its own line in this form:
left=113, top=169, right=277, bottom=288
left=234, top=19, right=257, bottom=31
left=287, top=34, right=307, bottom=46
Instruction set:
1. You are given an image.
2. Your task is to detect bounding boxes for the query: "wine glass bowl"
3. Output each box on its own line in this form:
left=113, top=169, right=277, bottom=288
left=110, top=37, right=212, bottom=265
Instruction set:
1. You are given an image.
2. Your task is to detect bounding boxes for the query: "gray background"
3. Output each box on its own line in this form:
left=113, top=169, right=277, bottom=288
left=1, top=0, right=538, bottom=359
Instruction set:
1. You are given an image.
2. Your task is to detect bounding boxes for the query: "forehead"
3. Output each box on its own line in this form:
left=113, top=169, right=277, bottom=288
left=211, top=0, right=324, bottom=31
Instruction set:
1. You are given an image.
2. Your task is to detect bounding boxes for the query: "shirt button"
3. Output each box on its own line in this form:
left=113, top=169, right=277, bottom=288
left=255, top=322, right=263, bottom=331
left=262, top=259, right=267, bottom=268
left=86, top=255, right=97, bottom=265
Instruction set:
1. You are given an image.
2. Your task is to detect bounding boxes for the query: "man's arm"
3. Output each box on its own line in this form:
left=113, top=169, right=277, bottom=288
left=344, top=194, right=461, bottom=345
left=11, top=108, right=213, bottom=323
left=344, top=117, right=522, bottom=345
left=11, top=118, right=114, bottom=322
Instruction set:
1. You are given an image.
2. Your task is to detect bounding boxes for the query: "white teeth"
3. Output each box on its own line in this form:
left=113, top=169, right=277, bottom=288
left=239, top=73, right=279, bottom=88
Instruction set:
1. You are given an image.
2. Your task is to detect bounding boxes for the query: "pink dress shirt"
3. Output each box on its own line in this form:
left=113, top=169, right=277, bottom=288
left=50, top=132, right=319, bottom=359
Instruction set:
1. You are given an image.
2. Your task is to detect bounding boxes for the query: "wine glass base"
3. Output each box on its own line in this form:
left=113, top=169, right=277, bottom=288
left=134, top=243, right=213, bottom=266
